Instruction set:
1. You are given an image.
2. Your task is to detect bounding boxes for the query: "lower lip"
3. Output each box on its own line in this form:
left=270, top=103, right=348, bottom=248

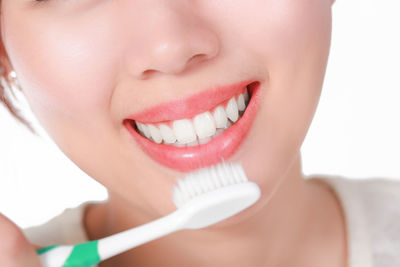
left=124, top=81, right=261, bottom=172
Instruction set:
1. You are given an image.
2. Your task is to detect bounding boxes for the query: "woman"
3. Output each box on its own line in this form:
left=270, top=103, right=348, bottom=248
left=0, top=0, right=399, bottom=266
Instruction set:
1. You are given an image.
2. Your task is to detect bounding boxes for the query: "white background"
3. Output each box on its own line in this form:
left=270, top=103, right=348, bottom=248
left=1, top=0, right=399, bottom=228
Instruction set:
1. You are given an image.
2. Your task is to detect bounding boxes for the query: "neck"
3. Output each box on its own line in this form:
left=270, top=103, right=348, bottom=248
left=86, top=155, right=347, bottom=267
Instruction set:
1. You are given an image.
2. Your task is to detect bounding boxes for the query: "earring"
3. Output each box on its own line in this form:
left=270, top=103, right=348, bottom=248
left=0, top=69, right=21, bottom=101
left=7, top=70, right=22, bottom=92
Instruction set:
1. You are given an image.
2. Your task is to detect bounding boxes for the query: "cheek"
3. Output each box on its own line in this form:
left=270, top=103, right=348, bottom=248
left=233, top=0, right=332, bottom=67
left=2, top=7, right=120, bottom=125
left=1, top=6, right=175, bottom=215
left=227, top=1, right=332, bottom=192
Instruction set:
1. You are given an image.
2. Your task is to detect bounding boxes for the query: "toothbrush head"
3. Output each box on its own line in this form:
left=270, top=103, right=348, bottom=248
left=172, top=162, right=261, bottom=229
left=173, top=162, right=249, bottom=208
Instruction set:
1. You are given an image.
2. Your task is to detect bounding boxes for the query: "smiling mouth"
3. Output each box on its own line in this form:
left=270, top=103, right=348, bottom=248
left=128, top=87, right=251, bottom=147
left=124, top=81, right=260, bottom=171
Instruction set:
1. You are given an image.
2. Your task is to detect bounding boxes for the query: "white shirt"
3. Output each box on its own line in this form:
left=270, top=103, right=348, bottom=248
left=317, top=175, right=400, bottom=267
left=24, top=176, right=400, bottom=267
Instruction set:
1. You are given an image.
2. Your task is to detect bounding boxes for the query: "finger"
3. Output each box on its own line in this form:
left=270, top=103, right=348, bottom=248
left=0, top=213, right=41, bottom=267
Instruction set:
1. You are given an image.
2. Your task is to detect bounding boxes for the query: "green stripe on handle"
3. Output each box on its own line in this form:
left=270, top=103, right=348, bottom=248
left=36, top=240, right=101, bottom=267
left=63, top=240, right=101, bottom=267
left=37, top=245, right=59, bottom=255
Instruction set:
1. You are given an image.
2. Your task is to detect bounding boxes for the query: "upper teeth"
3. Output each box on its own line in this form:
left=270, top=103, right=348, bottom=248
left=135, top=89, right=250, bottom=147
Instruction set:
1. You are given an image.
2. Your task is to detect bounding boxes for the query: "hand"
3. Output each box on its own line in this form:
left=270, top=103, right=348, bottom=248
left=0, top=213, right=42, bottom=267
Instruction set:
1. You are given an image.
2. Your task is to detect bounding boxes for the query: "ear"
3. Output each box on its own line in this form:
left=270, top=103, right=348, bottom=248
left=0, top=18, right=14, bottom=75
left=0, top=38, right=13, bottom=76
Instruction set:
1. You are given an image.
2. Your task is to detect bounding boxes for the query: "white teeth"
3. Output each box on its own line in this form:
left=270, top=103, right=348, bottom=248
left=173, top=119, right=197, bottom=144
left=135, top=89, right=251, bottom=145
left=148, top=124, right=162, bottom=144
left=237, top=94, right=246, bottom=111
left=186, top=139, right=199, bottom=147
left=172, top=141, right=186, bottom=147
left=212, top=106, right=228, bottom=129
left=225, top=97, right=239, bottom=123
left=136, top=122, right=151, bottom=139
left=199, top=136, right=212, bottom=145
left=135, top=122, right=143, bottom=132
left=244, top=89, right=249, bottom=103
left=159, top=124, right=176, bottom=144
left=193, top=111, right=216, bottom=139
left=215, top=128, right=224, bottom=137
left=142, top=125, right=151, bottom=139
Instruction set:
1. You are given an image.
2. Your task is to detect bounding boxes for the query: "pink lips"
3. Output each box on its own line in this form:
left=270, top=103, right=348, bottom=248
left=124, top=81, right=261, bottom=172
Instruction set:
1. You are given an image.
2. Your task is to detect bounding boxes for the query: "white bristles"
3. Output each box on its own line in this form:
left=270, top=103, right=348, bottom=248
left=172, top=162, right=249, bottom=208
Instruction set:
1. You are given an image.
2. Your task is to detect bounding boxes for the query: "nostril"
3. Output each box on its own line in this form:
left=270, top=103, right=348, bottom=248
left=140, top=54, right=207, bottom=78
left=141, top=69, right=158, bottom=79
left=188, top=53, right=208, bottom=66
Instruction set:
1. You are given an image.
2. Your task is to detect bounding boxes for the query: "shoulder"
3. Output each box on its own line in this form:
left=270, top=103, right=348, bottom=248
left=23, top=201, right=95, bottom=246
left=308, top=175, right=400, bottom=267
left=313, top=175, right=400, bottom=213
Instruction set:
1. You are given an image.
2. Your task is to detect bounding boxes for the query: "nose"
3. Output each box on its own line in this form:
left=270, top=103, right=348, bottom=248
left=123, top=2, right=220, bottom=78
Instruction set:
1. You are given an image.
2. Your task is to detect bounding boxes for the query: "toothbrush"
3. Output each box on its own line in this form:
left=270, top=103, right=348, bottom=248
left=36, top=162, right=261, bottom=267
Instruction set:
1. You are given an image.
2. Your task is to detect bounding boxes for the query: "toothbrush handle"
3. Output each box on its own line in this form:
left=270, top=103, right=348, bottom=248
left=97, top=209, right=183, bottom=261
left=36, top=209, right=184, bottom=267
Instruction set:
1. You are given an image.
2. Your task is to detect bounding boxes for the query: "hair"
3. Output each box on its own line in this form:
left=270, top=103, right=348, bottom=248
left=0, top=34, right=34, bottom=132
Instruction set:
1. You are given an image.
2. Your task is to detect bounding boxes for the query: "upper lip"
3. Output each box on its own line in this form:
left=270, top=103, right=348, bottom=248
left=126, top=80, right=254, bottom=124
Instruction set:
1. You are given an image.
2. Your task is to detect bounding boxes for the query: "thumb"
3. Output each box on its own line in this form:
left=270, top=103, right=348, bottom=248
left=0, top=213, right=41, bottom=267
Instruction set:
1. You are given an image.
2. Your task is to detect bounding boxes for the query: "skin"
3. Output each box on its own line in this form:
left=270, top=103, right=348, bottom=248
left=0, top=0, right=347, bottom=266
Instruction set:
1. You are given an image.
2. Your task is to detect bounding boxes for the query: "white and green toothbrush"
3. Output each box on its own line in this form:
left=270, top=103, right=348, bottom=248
left=36, top=162, right=261, bottom=267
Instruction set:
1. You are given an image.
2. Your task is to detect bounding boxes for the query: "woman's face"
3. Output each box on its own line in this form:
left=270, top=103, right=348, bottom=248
left=1, top=0, right=332, bottom=220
